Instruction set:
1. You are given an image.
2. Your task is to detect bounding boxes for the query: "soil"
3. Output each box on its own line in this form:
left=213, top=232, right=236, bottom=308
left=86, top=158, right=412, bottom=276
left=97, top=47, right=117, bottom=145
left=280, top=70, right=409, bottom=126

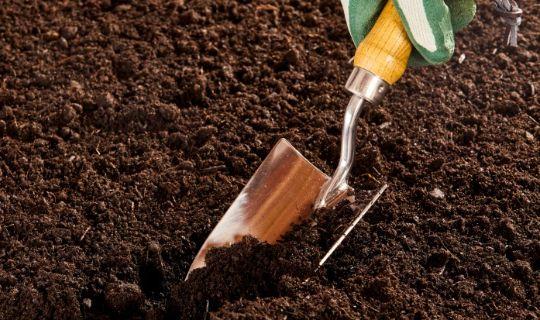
left=0, top=0, right=538, bottom=319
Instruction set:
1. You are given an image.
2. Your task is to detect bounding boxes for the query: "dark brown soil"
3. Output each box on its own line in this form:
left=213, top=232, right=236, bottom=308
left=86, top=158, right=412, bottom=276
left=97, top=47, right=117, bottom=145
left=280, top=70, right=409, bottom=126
left=0, top=0, right=538, bottom=319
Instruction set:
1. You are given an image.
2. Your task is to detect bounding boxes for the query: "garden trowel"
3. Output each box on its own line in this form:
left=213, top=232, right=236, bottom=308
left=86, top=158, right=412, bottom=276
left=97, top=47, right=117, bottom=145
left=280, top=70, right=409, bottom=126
left=187, top=0, right=412, bottom=276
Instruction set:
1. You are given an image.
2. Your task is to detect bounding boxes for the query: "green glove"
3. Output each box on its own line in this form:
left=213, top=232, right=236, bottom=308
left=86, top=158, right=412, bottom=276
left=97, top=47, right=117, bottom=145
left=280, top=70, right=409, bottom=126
left=341, top=0, right=476, bottom=67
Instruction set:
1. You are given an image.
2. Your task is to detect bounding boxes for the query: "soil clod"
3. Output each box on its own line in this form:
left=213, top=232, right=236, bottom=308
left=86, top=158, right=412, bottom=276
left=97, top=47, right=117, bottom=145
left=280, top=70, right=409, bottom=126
left=105, top=282, right=145, bottom=315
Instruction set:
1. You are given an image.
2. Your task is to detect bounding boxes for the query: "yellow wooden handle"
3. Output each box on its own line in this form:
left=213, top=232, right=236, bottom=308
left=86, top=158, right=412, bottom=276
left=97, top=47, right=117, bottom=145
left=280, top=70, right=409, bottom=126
left=353, top=1, right=412, bottom=85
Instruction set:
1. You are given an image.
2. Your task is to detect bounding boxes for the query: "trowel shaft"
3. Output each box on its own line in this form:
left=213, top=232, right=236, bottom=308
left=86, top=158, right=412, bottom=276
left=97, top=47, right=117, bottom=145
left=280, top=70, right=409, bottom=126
left=315, top=0, right=412, bottom=208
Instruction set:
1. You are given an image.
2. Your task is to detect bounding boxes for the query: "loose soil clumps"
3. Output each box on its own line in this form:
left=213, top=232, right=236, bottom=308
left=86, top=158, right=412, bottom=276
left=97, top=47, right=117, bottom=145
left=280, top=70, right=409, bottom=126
left=0, top=0, right=538, bottom=319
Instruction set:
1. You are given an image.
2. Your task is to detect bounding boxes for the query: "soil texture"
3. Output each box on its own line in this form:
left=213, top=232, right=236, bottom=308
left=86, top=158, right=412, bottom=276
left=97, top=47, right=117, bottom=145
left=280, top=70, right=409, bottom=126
left=0, top=0, right=538, bottom=319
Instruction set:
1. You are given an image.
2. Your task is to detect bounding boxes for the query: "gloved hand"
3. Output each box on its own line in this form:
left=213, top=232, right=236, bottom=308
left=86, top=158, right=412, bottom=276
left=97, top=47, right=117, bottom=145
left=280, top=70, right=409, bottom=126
left=341, top=0, right=476, bottom=66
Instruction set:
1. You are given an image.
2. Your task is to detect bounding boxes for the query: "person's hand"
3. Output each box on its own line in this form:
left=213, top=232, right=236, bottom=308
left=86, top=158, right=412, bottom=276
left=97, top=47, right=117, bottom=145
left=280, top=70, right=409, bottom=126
left=341, top=0, right=476, bottom=66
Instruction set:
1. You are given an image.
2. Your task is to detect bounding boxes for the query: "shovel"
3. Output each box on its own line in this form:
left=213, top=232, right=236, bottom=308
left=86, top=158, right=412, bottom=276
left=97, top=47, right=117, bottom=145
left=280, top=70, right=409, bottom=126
left=187, top=0, right=412, bottom=275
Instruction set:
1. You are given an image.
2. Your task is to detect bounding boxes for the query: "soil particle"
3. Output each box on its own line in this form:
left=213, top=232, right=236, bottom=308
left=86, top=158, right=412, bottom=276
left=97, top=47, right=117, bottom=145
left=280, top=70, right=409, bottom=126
left=60, top=26, right=78, bottom=40
left=57, top=37, right=69, bottom=49
left=499, top=218, right=518, bottom=240
left=512, top=260, right=533, bottom=281
left=83, top=298, right=92, bottom=310
left=194, top=125, right=218, bottom=146
left=362, top=276, right=397, bottom=302
left=43, top=30, right=60, bottom=41
left=156, top=103, right=180, bottom=122
left=112, top=54, right=140, bottom=79
left=429, top=187, right=445, bottom=199
left=187, top=74, right=208, bottom=103
left=58, top=104, right=78, bottom=125
left=178, top=10, right=202, bottom=26
left=426, top=249, right=451, bottom=269
left=105, top=282, right=145, bottom=315
left=95, top=92, right=116, bottom=109
left=168, top=132, right=190, bottom=151
left=496, top=52, right=514, bottom=68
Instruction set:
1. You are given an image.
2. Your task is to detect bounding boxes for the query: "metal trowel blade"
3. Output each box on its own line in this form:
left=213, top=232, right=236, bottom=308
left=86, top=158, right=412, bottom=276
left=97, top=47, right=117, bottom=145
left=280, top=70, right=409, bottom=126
left=187, top=138, right=347, bottom=276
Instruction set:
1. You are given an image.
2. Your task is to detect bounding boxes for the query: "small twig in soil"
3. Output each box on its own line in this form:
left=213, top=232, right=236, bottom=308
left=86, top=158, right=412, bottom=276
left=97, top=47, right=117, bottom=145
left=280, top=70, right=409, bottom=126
left=365, top=173, right=380, bottom=184
left=203, top=299, right=209, bottom=320
left=80, top=226, right=91, bottom=241
left=439, top=264, right=447, bottom=275
left=200, top=165, right=227, bottom=174
left=527, top=114, right=538, bottom=125
left=366, top=304, right=380, bottom=313
left=318, top=184, right=388, bottom=267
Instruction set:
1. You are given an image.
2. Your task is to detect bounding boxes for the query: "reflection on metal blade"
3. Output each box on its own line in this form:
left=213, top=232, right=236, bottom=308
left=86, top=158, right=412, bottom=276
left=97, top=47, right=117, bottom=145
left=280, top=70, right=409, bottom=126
left=187, top=139, right=348, bottom=276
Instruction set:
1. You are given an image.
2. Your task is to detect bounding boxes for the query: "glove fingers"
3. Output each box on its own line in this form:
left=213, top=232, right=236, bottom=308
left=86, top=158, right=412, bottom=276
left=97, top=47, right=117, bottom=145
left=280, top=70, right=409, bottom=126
left=444, top=0, right=477, bottom=31
left=393, top=0, right=454, bottom=65
left=408, top=51, right=433, bottom=68
left=345, top=0, right=385, bottom=46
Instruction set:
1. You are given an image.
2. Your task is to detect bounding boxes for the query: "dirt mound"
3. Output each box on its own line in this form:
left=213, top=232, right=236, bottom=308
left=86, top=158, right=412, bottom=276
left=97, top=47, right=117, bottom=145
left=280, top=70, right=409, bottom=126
left=0, top=0, right=538, bottom=319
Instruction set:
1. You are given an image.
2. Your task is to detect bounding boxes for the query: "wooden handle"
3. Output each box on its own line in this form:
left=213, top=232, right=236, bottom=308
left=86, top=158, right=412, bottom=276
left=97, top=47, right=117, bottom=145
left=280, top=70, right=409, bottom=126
left=353, top=1, right=412, bottom=85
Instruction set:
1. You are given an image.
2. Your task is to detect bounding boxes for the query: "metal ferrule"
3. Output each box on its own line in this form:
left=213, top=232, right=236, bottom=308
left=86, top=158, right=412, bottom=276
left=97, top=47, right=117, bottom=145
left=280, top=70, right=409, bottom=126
left=345, top=67, right=389, bottom=105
